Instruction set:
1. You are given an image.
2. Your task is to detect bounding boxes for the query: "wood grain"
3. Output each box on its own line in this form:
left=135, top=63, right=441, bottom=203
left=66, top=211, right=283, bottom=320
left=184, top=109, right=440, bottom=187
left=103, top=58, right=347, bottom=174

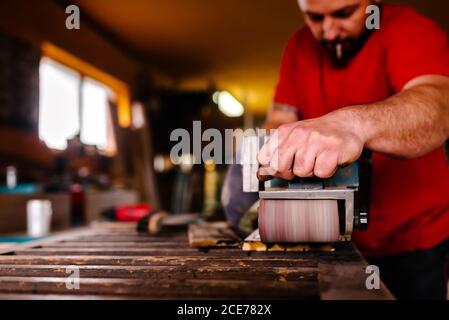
left=0, top=222, right=393, bottom=299
left=188, top=222, right=240, bottom=248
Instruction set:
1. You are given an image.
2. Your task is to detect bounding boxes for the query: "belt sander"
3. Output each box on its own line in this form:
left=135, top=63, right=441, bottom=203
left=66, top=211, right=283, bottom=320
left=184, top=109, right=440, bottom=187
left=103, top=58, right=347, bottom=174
left=242, top=134, right=372, bottom=243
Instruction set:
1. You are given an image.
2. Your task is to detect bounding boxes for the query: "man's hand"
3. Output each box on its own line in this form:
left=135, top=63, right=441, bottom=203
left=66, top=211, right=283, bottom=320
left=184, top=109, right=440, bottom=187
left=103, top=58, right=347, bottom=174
left=257, top=111, right=365, bottom=180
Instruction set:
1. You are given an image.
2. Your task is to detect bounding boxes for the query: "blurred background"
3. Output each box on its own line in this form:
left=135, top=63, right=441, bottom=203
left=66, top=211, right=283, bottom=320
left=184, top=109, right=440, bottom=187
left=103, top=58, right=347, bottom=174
left=0, top=0, right=447, bottom=238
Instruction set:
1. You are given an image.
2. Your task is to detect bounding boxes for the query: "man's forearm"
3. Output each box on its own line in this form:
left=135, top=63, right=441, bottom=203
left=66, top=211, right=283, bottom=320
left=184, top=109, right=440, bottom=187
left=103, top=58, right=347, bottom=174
left=257, top=77, right=449, bottom=179
left=337, top=82, right=449, bottom=159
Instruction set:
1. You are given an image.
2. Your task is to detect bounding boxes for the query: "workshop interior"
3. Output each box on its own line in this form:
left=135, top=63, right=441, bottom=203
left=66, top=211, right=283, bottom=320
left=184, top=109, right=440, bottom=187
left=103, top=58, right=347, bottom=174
left=0, top=0, right=448, bottom=302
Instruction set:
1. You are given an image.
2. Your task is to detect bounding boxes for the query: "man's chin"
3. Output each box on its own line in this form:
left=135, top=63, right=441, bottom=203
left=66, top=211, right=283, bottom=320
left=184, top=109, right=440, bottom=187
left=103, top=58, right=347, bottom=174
left=322, top=30, right=374, bottom=69
left=322, top=42, right=359, bottom=68
left=328, top=52, right=355, bottom=69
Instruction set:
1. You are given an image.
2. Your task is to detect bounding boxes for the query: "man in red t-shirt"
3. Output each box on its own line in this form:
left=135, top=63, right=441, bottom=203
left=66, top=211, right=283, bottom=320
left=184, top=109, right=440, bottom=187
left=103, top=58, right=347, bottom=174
left=221, top=0, right=449, bottom=299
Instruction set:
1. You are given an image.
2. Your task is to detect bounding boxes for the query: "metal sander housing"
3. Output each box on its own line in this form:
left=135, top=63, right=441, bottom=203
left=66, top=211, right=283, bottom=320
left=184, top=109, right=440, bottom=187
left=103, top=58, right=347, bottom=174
left=242, top=134, right=372, bottom=242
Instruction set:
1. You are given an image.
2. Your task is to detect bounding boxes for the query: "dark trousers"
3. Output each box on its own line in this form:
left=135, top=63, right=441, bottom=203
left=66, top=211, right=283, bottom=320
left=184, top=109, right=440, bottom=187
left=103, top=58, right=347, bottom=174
left=367, top=237, right=449, bottom=300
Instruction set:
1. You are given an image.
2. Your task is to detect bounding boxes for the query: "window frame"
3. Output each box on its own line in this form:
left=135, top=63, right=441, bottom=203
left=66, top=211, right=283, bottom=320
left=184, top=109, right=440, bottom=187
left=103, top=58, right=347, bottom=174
left=39, top=42, right=131, bottom=156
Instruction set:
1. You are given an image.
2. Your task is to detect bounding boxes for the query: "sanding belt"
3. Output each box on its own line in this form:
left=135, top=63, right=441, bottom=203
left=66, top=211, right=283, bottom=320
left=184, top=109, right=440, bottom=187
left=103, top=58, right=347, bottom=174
left=258, top=199, right=340, bottom=243
left=224, top=161, right=340, bottom=243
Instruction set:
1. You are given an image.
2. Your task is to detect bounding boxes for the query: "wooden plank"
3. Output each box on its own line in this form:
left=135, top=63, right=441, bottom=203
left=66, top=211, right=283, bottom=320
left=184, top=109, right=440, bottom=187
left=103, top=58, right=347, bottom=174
left=0, top=223, right=392, bottom=299
left=11, top=248, right=232, bottom=256
left=42, top=242, right=193, bottom=248
left=89, top=221, right=136, bottom=231
left=12, top=247, right=318, bottom=257
left=72, top=232, right=189, bottom=238
left=0, top=255, right=318, bottom=268
left=0, top=265, right=317, bottom=281
left=65, top=235, right=188, bottom=242
left=0, top=229, right=187, bottom=255
left=0, top=227, right=96, bottom=255
left=0, top=244, right=15, bottom=250
left=0, top=293, right=130, bottom=300
left=0, top=277, right=319, bottom=299
left=188, top=222, right=240, bottom=248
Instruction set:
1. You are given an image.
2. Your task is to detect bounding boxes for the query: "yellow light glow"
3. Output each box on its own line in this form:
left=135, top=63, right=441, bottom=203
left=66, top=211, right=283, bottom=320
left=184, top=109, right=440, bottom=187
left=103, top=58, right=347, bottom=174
left=215, top=91, right=244, bottom=117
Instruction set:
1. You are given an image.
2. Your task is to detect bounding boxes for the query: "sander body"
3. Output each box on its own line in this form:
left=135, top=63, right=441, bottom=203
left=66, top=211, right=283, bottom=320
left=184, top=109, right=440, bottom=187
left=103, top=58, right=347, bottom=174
left=242, top=134, right=372, bottom=243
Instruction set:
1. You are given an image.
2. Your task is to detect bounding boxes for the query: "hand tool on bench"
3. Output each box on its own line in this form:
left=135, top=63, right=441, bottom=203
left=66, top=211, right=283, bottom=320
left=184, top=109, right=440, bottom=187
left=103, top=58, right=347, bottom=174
left=137, top=212, right=202, bottom=235
left=103, top=203, right=153, bottom=222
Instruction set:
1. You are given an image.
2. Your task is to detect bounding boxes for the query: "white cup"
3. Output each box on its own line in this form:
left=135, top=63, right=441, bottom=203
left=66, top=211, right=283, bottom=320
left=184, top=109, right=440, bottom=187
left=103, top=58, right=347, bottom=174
left=27, top=200, right=53, bottom=237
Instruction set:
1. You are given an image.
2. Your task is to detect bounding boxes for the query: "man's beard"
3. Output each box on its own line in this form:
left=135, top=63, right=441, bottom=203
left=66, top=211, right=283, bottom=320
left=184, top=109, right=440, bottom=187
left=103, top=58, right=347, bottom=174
left=320, top=29, right=372, bottom=68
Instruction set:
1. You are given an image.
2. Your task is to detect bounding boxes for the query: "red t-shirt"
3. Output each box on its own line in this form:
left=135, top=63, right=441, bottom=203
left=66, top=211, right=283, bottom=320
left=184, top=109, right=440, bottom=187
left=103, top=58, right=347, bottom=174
left=274, top=4, right=449, bottom=257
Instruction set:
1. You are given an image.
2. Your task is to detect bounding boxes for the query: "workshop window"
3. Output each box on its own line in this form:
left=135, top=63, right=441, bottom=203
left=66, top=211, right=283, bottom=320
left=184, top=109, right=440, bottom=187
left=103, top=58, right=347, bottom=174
left=80, top=77, right=114, bottom=151
left=39, top=57, right=116, bottom=154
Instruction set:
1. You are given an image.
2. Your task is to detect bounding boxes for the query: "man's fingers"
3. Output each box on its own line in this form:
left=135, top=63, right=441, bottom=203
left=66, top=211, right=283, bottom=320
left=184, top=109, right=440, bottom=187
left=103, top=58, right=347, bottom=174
left=314, top=150, right=339, bottom=178
left=258, top=165, right=276, bottom=177
left=257, top=123, right=297, bottom=166
left=257, top=171, right=273, bottom=181
left=266, top=130, right=299, bottom=180
left=259, top=124, right=311, bottom=180
left=257, top=131, right=279, bottom=166
left=269, top=145, right=296, bottom=180
left=276, top=126, right=309, bottom=178
left=293, top=144, right=317, bottom=178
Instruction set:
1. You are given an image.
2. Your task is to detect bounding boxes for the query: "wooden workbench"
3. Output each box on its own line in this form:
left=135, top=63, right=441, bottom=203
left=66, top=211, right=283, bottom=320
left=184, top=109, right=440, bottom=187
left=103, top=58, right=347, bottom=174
left=0, top=222, right=392, bottom=300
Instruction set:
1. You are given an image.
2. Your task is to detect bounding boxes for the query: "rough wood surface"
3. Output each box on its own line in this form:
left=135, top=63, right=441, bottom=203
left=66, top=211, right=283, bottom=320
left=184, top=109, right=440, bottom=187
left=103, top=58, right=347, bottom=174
left=188, top=222, right=240, bottom=248
left=0, top=222, right=393, bottom=300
